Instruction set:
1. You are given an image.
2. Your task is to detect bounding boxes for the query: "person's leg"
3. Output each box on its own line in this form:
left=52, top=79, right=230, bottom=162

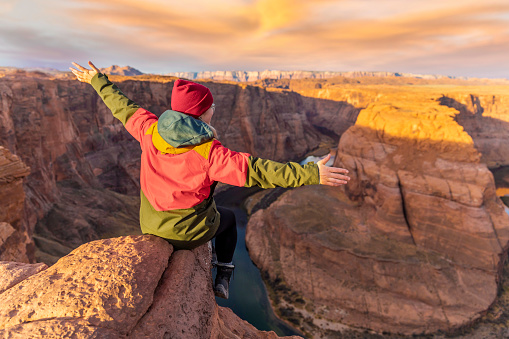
left=214, top=206, right=237, bottom=264
left=213, top=206, right=237, bottom=299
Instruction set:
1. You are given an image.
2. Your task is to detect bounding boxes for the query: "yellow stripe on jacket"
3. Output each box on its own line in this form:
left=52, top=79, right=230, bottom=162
left=145, top=122, right=213, bottom=159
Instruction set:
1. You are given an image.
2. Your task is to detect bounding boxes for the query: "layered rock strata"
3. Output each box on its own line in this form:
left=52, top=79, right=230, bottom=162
left=0, top=147, right=32, bottom=263
left=246, top=88, right=509, bottom=335
left=0, top=235, right=297, bottom=339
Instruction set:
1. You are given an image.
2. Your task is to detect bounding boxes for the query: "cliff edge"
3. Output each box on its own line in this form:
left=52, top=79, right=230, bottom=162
left=0, top=235, right=298, bottom=338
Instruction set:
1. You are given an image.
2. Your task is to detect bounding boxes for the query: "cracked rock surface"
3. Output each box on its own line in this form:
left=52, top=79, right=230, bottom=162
left=246, top=88, right=509, bottom=336
left=0, top=235, right=296, bottom=339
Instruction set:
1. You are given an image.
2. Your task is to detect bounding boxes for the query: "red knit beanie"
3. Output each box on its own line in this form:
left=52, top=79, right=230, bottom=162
left=171, top=79, right=214, bottom=118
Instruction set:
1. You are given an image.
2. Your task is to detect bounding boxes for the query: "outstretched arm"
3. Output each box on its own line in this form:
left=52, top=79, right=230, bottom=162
left=69, top=61, right=141, bottom=126
left=245, top=153, right=349, bottom=188
left=208, top=141, right=350, bottom=188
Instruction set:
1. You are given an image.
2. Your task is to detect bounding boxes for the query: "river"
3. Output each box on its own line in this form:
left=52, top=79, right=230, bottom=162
left=213, top=206, right=302, bottom=337
left=213, top=187, right=303, bottom=337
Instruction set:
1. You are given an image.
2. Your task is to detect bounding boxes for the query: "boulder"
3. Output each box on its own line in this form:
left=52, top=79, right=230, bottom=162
left=0, top=261, right=47, bottom=294
left=0, top=235, right=296, bottom=338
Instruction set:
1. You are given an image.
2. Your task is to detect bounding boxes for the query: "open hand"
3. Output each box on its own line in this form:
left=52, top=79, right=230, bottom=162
left=317, top=154, right=350, bottom=186
left=69, top=61, right=100, bottom=84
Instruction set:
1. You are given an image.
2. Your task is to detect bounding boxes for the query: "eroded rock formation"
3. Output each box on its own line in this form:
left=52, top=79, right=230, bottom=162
left=246, top=87, right=509, bottom=336
left=0, top=235, right=296, bottom=339
left=0, top=147, right=32, bottom=263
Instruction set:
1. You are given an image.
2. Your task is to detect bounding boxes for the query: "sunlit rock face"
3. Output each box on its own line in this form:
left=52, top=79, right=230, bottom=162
left=165, top=70, right=462, bottom=83
left=246, top=86, right=509, bottom=336
left=438, top=92, right=509, bottom=168
left=0, top=147, right=32, bottom=263
left=0, top=235, right=297, bottom=339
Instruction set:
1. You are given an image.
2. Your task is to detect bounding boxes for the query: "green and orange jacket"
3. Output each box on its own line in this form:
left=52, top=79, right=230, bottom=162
left=91, top=73, right=319, bottom=249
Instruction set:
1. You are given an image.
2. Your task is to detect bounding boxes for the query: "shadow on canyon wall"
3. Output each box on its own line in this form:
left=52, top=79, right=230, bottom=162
left=245, top=101, right=509, bottom=337
left=439, top=94, right=509, bottom=169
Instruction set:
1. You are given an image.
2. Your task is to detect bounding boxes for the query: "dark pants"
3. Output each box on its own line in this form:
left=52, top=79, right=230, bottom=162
left=214, top=207, right=237, bottom=263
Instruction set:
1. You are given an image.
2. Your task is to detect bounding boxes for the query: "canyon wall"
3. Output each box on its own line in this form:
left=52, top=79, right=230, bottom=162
left=0, top=147, right=32, bottom=263
left=0, top=71, right=356, bottom=263
left=246, top=84, right=509, bottom=336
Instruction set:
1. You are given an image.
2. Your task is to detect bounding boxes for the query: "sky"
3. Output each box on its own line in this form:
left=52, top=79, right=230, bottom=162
left=1, top=0, right=508, bottom=78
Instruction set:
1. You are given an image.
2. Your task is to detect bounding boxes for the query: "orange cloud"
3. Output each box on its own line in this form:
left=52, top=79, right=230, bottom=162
left=0, top=0, right=17, bottom=15
left=1, top=0, right=508, bottom=76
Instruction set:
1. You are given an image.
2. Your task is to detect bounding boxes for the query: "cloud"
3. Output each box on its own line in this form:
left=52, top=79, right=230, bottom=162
left=0, top=0, right=508, bottom=77
left=0, top=0, right=17, bottom=15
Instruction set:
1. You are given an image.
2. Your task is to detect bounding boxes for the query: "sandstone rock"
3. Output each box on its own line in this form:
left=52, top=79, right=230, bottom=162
left=0, top=222, right=15, bottom=244
left=439, top=93, right=509, bottom=168
left=0, top=235, right=294, bottom=338
left=246, top=88, right=509, bottom=336
left=0, top=261, right=47, bottom=294
left=0, top=147, right=33, bottom=263
left=0, top=235, right=172, bottom=335
left=212, top=307, right=291, bottom=339
left=130, top=244, right=214, bottom=338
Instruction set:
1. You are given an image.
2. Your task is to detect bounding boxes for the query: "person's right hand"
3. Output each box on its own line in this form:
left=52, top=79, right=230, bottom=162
left=317, top=154, right=350, bottom=186
left=69, top=61, right=101, bottom=84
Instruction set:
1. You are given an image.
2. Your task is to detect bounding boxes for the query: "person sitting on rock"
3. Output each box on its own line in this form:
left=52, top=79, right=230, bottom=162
left=69, top=61, right=350, bottom=299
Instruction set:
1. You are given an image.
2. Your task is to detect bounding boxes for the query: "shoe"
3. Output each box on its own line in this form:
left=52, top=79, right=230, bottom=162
left=214, top=264, right=234, bottom=299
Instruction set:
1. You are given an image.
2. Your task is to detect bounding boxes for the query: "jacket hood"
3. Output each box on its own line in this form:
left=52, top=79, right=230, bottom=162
left=157, top=110, right=214, bottom=147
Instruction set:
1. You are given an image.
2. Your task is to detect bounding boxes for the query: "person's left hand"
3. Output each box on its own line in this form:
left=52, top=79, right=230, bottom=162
left=69, top=61, right=100, bottom=84
left=317, top=154, right=350, bottom=186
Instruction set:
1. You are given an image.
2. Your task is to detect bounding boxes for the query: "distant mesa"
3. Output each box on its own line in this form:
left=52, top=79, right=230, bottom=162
left=99, top=65, right=143, bottom=76
left=166, top=70, right=465, bottom=82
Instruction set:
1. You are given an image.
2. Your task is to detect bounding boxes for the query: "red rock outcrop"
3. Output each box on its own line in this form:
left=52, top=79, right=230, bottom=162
left=0, top=261, right=47, bottom=294
left=246, top=87, right=509, bottom=336
left=0, top=235, right=297, bottom=338
left=438, top=91, right=509, bottom=168
left=0, top=147, right=32, bottom=263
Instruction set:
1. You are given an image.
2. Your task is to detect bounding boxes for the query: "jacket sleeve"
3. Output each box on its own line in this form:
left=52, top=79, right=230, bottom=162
left=90, top=73, right=156, bottom=142
left=90, top=73, right=140, bottom=126
left=244, top=157, right=319, bottom=188
left=208, top=141, right=319, bottom=188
